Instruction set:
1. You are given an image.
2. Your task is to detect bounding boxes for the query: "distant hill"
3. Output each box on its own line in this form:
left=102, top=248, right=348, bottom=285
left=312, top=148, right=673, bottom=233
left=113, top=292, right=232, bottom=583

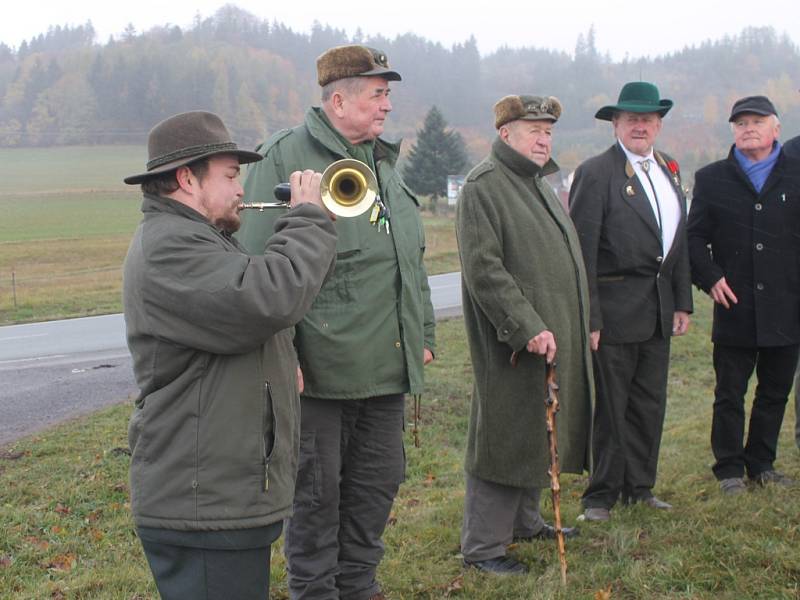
left=1, top=6, right=798, bottom=177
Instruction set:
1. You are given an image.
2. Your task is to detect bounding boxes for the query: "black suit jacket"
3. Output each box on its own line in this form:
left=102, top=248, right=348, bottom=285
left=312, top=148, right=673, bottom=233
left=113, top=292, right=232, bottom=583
left=687, top=145, right=800, bottom=347
left=569, top=143, right=693, bottom=344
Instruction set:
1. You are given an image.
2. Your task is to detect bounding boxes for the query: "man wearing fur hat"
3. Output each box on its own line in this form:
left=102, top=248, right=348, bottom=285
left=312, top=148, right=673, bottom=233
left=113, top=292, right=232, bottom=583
left=689, top=96, right=800, bottom=493
left=456, top=95, right=592, bottom=574
left=122, top=111, right=337, bottom=599
left=238, top=45, right=435, bottom=600
left=569, top=82, right=692, bottom=522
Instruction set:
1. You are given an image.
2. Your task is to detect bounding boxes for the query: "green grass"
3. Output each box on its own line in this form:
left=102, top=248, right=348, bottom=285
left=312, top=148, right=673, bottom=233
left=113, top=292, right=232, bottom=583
left=1, top=192, right=142, bottom=243
left=2, top=300, right=800, bottom=598
left=0, top=146, right=144, bottom=194
left=0, top=146, right=460, bottom=325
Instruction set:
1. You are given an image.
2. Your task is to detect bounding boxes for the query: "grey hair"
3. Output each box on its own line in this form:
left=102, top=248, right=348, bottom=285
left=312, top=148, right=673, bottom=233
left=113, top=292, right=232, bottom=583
left=321, top=76, right=367, bottom=103
left=730, top=114, right=780, bottom=132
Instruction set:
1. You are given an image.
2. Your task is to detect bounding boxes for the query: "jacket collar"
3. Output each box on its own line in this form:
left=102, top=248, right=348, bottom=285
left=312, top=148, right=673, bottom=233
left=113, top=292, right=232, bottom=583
left=726, top=143, right=786, bottom=197
left=491, top=136, right=559, bottom=178
left=305, top=106, right=401, bottom=166
left=141, top=193, right=210, bottom=225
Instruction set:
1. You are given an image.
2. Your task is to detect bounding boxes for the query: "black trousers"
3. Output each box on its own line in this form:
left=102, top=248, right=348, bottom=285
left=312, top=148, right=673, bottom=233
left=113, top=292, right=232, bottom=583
left=711, top=343, right=799, bottom=480
left=582, top=334, right=670, bottom=509
left=138, top=524, right=281, bottom=600
left=285, top=395, right=406, bottom=600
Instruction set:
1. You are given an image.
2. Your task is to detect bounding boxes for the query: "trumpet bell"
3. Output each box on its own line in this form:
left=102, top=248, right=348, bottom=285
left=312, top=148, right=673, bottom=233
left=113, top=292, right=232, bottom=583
left=320, top=158, right=378, bottom=217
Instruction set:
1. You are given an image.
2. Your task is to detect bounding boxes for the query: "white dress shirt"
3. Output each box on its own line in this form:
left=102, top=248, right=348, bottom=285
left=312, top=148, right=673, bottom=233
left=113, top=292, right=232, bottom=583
left=619, top=141, right=681, bottom=256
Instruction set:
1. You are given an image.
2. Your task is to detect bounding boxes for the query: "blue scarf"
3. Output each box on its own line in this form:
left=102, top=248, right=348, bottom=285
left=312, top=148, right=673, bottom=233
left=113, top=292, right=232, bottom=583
left=734, top=141, right=781, bottom=193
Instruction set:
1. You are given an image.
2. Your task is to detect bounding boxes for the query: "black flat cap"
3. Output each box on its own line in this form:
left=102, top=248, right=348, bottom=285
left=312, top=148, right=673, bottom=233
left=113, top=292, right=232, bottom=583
left=728, top=95, right=778, bottom=122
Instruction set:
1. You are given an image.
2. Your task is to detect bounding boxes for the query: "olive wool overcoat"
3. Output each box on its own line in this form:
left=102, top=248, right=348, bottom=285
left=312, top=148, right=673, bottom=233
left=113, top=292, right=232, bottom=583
left=456, top=138, right=593, bottom=488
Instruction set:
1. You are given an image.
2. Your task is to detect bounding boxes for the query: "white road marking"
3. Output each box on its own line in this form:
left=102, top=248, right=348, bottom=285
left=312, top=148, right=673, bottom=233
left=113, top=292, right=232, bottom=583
left=0, top=333, right=48, bottom=341
left=0, top=354, right=67, bottom=365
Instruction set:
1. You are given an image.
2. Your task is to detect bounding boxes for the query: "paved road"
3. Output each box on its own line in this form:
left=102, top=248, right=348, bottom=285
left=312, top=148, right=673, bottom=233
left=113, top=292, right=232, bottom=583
left=0, top=272, right=461, bottom=447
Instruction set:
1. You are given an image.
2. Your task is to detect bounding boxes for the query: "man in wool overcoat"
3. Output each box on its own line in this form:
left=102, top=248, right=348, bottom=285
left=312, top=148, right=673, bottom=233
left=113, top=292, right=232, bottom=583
left=457, top=94, right=593, bottom=575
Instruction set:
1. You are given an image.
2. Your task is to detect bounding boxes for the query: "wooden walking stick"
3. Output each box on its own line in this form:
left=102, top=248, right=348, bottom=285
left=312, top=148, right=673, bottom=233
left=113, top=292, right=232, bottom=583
left=510, top=352, right=568, bottom=586
left=544, top=361, right=568, bottom=586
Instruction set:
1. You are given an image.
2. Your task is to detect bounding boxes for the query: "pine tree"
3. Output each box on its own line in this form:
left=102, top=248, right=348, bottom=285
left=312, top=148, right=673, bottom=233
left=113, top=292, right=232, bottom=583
left=403, top=106, right=467, bottom=211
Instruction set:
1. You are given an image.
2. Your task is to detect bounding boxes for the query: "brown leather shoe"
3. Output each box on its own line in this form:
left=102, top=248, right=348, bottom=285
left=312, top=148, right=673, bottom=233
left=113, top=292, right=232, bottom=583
left=368, top=593, right=386, bottom=600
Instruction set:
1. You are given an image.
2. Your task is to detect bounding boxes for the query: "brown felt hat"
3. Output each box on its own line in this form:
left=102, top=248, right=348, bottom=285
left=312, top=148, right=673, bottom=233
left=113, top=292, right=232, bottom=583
left=124, top=111, right=262, bottom=184
left=317, top=45, right=402, bottom=87
left=494, top=95, right=562, bottom=129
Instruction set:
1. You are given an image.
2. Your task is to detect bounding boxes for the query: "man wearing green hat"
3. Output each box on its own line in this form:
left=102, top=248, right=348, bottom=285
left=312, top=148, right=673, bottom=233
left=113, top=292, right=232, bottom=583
left=570, top=82, right=693, bottom=522
left=238, top=45, right=435, bottom=600
left=122, top=110, right=337, bottom=599
left=457, top=95, right=592, bottom=574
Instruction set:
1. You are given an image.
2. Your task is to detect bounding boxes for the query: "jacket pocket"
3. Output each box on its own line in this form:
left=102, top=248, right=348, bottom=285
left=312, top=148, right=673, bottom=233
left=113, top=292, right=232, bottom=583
left=262, top=381, right=276, bottom=492
left=294, top=430, right=321, bottom=508
left=597, top=275, right=625, bottom=282
left=313, top=223, right=363, bottom=307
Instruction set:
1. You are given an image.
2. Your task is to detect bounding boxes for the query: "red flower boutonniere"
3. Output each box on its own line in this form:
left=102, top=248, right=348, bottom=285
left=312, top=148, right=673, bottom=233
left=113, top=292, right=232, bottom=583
left=665, top=159, right=685, bottom=192
left=667, top=160, right=679, bottom=175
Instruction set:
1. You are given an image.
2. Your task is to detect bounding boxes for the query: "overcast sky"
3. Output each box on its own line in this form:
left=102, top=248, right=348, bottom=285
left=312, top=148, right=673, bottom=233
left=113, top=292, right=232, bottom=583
left=3, top=0, right=799, bottom=60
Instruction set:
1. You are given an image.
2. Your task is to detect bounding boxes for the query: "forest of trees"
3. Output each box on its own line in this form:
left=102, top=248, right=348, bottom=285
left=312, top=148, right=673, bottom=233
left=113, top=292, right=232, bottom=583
left=1, top=6, right=799, bottom=177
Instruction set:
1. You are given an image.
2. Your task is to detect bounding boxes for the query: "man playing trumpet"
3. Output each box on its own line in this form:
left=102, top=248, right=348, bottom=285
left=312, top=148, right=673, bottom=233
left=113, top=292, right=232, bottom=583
left=122, top=110, right=336, bottom=599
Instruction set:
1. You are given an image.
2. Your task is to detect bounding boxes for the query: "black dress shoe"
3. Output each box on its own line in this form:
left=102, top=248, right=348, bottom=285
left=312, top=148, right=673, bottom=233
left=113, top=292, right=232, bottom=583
left=513, top=523, right=579, bottom=542
left=463, top=556, right=528, bottom=575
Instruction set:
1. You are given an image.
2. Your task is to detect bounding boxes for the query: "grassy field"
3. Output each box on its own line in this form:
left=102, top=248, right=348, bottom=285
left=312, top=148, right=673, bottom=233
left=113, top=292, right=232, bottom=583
left=0, top=146, right=459, bottom=324
left=2, top=298, right=800, bottom=599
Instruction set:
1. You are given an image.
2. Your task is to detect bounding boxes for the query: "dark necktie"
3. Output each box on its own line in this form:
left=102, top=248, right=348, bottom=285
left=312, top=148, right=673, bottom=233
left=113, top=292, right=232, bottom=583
left=639, top=159, right=663, bottom=238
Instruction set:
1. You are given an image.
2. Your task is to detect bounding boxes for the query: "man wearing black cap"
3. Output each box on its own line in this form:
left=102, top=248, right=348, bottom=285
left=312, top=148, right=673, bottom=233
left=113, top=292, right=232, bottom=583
left=123, top=110, right=337, bottom=599
left=569, top=82, right=693, bottom=522
left=238, top=45, right=435, bottom=600
left=688, top=95, right=800, bottom=494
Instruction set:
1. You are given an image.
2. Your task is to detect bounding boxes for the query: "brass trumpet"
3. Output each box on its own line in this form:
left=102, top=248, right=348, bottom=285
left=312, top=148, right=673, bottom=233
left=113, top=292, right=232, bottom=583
left=239, top=159, right=378, bottom=218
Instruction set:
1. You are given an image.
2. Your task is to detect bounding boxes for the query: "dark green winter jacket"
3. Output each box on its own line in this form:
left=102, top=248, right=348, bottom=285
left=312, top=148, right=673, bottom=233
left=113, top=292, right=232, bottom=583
left=238, top=107, right=435, bottom=398
left=123, top=193, right=336, bottom=530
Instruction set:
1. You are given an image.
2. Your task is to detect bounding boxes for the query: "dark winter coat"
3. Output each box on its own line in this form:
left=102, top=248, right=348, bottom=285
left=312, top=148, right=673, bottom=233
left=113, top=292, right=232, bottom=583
left=123, top=194, right=336, bottom=530
left=238, top=107, right=435, bottom=398
left=688, top=146, right=800, bottom=347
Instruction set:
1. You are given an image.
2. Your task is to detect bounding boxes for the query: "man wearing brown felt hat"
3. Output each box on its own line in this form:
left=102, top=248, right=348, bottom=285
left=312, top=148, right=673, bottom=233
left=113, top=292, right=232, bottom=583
left=239, top=45, right=435, bottom=600
left=123, top=110, right=337, bottom=599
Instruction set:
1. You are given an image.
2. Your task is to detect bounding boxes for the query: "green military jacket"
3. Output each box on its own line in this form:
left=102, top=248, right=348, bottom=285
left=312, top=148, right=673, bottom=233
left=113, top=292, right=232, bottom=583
left=456, top=138, right=593, bottom=488
left=124, top=194, right=336, bottom=530
left=238, top=107, right=435, bottom=398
